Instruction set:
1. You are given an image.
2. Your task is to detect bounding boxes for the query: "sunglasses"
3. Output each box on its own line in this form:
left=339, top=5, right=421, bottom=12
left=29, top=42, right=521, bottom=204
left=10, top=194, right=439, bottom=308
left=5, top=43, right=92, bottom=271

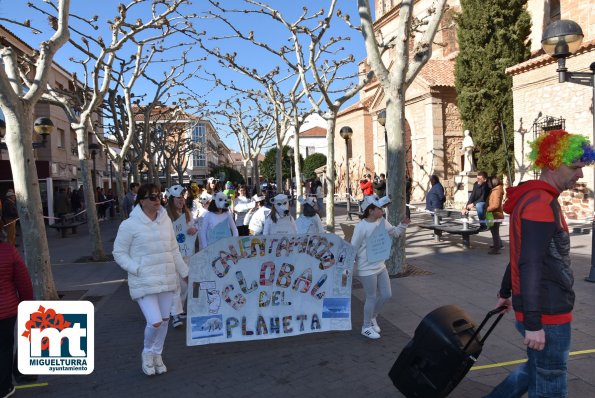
left=144, top=193, right=162, bottom=202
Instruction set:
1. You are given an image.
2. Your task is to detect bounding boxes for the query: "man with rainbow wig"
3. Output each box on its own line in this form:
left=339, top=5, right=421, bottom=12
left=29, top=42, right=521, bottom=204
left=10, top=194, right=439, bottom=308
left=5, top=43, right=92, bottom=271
left=485, top=129, right=595, bottom=398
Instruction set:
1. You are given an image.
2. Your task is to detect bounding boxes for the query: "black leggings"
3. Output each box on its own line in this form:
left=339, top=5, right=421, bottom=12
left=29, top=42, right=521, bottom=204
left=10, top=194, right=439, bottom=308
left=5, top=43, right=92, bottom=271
left=0, top=316, right=16, bottom=392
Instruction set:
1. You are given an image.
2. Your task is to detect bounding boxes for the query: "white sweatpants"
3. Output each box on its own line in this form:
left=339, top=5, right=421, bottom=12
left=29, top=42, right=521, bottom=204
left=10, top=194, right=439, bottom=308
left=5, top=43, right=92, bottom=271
left=358, top=268, right=392, bottom=329
left=137, top=291, right=174, bottom=354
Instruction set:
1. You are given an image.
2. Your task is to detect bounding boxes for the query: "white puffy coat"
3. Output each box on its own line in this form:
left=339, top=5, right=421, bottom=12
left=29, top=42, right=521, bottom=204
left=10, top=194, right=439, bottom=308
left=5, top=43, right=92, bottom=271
left=113, top=205, right=188, bottom=300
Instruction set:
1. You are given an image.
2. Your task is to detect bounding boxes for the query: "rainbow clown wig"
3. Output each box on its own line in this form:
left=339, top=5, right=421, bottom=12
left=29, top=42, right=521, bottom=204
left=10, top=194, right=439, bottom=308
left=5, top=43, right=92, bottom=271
left=528, top=129, right=595, bottom=170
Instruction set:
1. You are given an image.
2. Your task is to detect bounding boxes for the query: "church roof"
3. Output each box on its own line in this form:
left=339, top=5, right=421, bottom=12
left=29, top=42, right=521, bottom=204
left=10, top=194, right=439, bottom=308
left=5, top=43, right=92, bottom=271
left=300, top=126, right=327, bottom=137
left=419, top=59, right=455, bottom=87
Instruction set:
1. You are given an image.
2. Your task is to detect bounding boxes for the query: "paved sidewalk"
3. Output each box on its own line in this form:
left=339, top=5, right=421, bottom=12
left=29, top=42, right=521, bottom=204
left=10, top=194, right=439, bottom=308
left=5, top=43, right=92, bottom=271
left=14, top=210, right=595, bottom=397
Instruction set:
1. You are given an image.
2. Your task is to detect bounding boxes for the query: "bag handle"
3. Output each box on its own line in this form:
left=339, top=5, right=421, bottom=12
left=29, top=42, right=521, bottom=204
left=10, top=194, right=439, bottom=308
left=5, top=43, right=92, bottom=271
left=463, top=306, right=508, bottom=351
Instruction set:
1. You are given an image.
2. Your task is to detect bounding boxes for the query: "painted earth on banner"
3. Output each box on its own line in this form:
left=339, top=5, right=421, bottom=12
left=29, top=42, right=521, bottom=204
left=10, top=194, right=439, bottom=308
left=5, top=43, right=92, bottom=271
left=187, top=233, right=356, bottom=346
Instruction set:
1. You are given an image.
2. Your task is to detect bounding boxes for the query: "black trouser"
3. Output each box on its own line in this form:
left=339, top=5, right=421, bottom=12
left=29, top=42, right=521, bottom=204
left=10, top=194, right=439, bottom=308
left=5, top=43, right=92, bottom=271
left=237, top=225, right=250, bottom=236
left=0, top=316, right=16, bottom=392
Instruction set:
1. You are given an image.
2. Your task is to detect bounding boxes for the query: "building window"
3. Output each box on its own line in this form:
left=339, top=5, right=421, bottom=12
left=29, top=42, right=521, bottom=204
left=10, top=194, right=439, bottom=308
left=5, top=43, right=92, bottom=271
left=56, top=128, right=65, bottom=148
left=192, top=148, right=206, bottom=168
left=306, top=146, right=316, bottom=157
left=192, top=123, right=206, bottom=143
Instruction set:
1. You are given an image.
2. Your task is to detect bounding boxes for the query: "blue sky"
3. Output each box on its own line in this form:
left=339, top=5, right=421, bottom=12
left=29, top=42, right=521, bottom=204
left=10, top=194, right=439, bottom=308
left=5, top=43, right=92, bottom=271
left=0, top=1, right=371, bottom=151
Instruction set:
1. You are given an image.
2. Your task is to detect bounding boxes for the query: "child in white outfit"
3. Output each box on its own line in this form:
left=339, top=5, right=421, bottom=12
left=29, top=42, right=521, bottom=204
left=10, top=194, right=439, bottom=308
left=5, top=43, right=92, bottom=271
left=351, top=195, right=409, bottom=339
left=295, top=195, right=325, bottom=234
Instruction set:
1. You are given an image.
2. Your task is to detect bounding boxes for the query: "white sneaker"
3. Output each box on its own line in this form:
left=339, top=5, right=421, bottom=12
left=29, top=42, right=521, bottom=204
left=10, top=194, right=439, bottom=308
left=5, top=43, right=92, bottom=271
left=171, top=315, right=183, bottom=328
left=141, top=352, right=155, bottom=376
left=153, top=354, right=167, bottom=374
left=371, top=318, right=381, bottom=333
left=361, top=326, right=381, bottom=339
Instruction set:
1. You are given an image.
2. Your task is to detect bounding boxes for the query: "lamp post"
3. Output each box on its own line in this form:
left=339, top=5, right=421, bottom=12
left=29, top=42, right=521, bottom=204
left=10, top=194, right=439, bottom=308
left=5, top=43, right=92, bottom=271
left=541, top=19, right=595, bottom=282
left=88, top=143, right=100, bottom=191
left=287, top=147, right=294, bottom=200
left=377, top=109, right=387, bottom=191
left=0, top=117, right=54, bottom=150
left=340, top=126, right=353, bottom=220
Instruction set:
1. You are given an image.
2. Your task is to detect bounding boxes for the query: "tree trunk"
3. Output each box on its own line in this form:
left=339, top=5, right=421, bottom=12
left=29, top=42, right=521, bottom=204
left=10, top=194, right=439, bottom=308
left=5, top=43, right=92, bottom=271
left=275, top=145, right=283, bottom=192
left=114, top=165, right=127, bottom=220
left=293, top=132, right=302, bottom=214
left=75, top=126, right=106, bottom=261
left=385, top=94, right=407, bottom=274
left=324, top=115, right=336, bottom=232
left=4, top=106, right=58, bottom=299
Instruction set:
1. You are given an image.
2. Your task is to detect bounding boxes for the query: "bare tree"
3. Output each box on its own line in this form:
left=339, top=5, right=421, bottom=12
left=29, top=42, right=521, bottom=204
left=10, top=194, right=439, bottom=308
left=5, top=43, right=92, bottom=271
left=0, top=0, right=70, bottom=299
left=213, top=95, right=276, bottom=189
left=204, top=1, right=371, bottom=230
left=357, top=0, right=447, bottom=273
left=38, top=0, right=195, bottom=260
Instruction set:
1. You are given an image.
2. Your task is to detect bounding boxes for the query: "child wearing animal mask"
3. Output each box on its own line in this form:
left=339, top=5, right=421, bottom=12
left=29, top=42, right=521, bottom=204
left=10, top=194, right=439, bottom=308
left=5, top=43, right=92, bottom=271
left=245, top=194, right=270, bottom=235
left=351, top=195, right=409, bottom=340
left=199, top=192, right=238, bottom=248
left=263, top=194, right=297, bottom=235
left=295, top=196, right=325, bottom=234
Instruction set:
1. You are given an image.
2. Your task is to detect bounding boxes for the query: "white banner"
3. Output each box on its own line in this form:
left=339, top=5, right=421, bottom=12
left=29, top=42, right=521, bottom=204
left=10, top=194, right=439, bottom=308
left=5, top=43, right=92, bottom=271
left=187, top=233, right=356, bottom=346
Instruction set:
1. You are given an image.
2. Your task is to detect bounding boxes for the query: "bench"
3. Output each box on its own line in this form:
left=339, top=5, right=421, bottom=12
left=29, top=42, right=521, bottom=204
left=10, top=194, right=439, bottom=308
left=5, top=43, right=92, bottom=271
left=49, top=221, right=85, bottom=238
left=418, top=221, right=481, bottom=248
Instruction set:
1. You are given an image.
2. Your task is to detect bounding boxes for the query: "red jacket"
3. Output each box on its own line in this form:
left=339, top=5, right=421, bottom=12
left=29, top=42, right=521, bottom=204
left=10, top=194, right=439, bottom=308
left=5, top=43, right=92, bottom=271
left=500, top=180, right=573, bottom=330
left=0, top=243, right=33, bottom=320
left=359, top=180, right=374, bottom=196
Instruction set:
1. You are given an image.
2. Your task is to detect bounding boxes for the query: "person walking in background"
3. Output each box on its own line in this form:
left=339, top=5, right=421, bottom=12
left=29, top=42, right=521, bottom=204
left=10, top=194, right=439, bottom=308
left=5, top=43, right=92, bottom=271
left=0, top=224, right=33, bottom=398
left=310, top=179, right=325, bottom=218
left=486, top=176, right=504, bottom=255
left=373, top=173, right=386, bottom=198
left=351, top=195, right=409, bottom=340
left=233, top=185, right=252, bottom=236
left=425, top=175, right=445, bottom=213
left=359, top=174, right=374, bottom=197
left=1, top=190, right=18, bottom=247
left=123, top=183, right=140, bottom=219
left=113, top=183, right=188, bottom=376
left=295, top=196, right=325, bottom=234
left=485, top=130, right=595, bottom=398
left=462, top=171, right=489, bottom=230
left=405, top=175, right=412, bottom=219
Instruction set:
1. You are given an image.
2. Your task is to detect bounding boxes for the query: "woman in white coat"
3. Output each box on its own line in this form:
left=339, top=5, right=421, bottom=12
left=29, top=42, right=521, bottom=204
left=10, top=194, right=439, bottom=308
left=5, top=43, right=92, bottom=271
left=113, top=183, right=188, bottom=376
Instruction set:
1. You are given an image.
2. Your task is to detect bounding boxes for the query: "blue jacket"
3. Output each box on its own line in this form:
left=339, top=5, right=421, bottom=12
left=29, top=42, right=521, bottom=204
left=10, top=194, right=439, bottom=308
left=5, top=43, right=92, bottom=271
left=426, top=183, right=445, bottom=212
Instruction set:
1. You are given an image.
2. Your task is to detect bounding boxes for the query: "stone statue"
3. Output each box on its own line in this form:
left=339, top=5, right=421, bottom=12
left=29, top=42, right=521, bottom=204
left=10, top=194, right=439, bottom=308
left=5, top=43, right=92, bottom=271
left=462, top=129, right=475, bottom=173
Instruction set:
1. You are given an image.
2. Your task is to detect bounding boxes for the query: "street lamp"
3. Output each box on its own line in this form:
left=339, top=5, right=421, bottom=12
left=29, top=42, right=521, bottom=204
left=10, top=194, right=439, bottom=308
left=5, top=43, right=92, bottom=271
left=88, top=143, right=100, bottom=190
left=377, top=109, right=387, bottom=191
left=0, top=117, right=54, bottom=149
left=541, top=19, right=595, bottom=282
left=287, top=147, right=294, bottom=200
left=340, top=126, right=354, bottom=220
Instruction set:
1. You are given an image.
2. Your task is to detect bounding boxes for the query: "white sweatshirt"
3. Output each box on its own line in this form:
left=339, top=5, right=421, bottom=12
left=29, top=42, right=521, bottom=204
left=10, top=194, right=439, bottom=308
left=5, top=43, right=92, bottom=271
left=263, top=215, right=297, bottom=235
left=350, top=218, right=407, bottom=277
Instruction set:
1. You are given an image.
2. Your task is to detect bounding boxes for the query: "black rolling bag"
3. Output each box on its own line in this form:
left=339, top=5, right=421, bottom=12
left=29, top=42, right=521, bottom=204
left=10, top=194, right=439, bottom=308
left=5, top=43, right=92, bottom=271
left=389, top=305, right=506, bottom=398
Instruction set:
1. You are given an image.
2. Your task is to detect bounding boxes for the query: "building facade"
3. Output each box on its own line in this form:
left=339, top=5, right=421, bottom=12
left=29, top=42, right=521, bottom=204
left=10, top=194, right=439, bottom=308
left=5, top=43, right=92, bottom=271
left=0, top=25, right=108, bottom=218
left=507, top=0, right=594, bottom=220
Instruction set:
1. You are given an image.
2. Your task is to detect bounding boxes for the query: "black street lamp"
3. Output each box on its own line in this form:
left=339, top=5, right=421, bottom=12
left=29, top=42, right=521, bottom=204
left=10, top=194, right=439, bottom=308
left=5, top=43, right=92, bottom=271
left=541, top=19, right=595, bottom=282
left=88, top=143, right=100, bottom=190
left=340, top=126, right=354, bottom=220
left=0, top=117, right=54, bottom=150
left=287, top=147, right=294, bottom=200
